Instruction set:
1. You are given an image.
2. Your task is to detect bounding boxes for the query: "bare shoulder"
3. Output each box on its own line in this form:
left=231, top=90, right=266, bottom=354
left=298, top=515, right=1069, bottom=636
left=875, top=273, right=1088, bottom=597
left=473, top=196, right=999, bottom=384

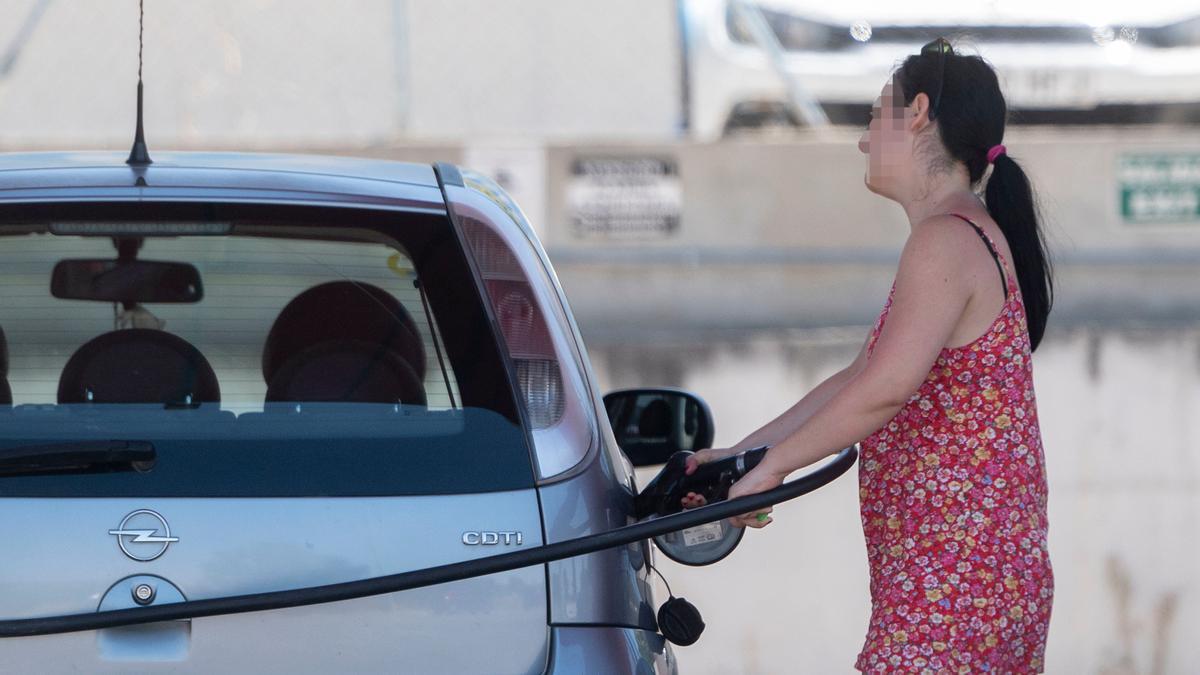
left=897, top=215, right=980, bottom=278
left=908, top=214, right=982, bottom=250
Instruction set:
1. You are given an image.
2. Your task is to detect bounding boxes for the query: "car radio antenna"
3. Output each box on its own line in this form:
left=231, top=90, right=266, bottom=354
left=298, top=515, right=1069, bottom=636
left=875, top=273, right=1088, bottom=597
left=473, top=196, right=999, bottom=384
left=126, top=0, right=152, bottom=166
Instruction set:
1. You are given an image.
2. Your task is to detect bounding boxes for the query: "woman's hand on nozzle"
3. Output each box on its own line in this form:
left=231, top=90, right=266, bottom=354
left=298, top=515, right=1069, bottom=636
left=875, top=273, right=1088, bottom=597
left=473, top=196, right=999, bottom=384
left=680, top=447, right=739, bottom=510
left=684, top=447, right=734, bottom=476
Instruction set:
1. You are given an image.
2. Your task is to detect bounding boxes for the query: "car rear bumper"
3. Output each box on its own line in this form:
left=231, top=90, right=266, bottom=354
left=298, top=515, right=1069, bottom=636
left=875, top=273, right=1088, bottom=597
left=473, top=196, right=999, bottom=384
left=545, top=625, right=676, bottom=675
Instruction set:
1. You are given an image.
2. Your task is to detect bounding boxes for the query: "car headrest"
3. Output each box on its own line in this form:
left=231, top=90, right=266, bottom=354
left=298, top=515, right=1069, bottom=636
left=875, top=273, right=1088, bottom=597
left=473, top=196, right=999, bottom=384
left=58, top=329, right=220, bottom=405
left=262, top=281, right=425, bottom=385
left=265, top=340, right=426, bottom=406
left=638, top=399, right=672, bottom=437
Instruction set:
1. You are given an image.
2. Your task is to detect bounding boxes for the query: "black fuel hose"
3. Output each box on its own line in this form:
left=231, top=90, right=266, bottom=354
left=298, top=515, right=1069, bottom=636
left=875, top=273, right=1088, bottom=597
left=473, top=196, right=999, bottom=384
left=0, top=445, right=857, bottom=637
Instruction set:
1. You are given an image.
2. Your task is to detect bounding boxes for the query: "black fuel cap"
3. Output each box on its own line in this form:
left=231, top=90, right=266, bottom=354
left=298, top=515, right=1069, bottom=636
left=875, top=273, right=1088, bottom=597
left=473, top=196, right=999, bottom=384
left=657, top=596, right=705, bottom=646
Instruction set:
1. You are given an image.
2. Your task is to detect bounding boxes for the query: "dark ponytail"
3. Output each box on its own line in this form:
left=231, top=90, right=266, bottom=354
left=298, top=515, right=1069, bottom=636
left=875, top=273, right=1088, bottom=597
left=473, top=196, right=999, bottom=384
left=896, top=45, right=1054, bottom=351
left=984, top=153, right=1054, bottom=351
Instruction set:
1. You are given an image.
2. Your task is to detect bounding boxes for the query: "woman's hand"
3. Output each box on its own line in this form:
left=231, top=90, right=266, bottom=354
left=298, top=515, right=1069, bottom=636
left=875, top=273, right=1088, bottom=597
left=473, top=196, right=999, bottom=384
left=679, top=447, right=738, bottom=511
left=725, top=466, right=784, bottom=529
left=682, top=447, right=738, bottom=476
left=679, top=447, right=785, bottom=529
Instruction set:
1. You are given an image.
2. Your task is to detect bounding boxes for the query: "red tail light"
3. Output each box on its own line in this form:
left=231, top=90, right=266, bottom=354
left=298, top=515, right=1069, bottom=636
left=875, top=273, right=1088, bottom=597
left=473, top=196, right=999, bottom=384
left=460, top=217, right=564, bottom=429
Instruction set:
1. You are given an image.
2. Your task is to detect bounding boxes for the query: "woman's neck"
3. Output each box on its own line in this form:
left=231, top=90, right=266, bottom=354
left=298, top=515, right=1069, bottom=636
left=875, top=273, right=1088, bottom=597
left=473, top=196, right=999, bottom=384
left=901, top=171, right=978, bottom=229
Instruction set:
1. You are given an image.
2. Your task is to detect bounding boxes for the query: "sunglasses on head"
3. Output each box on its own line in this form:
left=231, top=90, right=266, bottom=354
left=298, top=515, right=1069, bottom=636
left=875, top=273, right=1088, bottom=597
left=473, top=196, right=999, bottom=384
left=921, top=37, right=953, bottom=121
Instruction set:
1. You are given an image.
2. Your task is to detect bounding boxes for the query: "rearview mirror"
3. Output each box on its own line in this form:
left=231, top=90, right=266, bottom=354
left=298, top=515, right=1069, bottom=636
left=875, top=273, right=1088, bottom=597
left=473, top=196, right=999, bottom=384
left=51, top=259, right=203, bottom=304
left=603, top=388, right=714, bottom=467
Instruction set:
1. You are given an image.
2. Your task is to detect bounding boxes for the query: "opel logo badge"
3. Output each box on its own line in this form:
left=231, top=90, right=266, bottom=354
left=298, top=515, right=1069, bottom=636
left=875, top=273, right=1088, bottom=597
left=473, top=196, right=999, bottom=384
left=108, top=510, right=179, bottom=562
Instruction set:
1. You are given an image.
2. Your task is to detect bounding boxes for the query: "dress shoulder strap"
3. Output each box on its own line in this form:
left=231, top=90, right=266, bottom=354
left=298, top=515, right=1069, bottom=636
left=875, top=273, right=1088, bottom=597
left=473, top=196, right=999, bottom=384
left=947, top=212, right=1010, bottom=299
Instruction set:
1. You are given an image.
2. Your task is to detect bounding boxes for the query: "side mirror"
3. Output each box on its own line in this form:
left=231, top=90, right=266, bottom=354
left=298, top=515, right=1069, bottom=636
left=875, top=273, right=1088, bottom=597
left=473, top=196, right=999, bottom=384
left=602, top=388, right=714, bottom=467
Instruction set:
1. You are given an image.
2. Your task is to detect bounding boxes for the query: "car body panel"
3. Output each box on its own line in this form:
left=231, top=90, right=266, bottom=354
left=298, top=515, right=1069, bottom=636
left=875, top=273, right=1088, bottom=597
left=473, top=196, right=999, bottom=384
left=0, top=494, right=549, bottom=673
left=0, top=152, right=441, bottom=187
left=547, top=626, right=675, bottom=674
left=540, top=443, right=659, bottom=629
left=0, top=152, right=446, bottom=210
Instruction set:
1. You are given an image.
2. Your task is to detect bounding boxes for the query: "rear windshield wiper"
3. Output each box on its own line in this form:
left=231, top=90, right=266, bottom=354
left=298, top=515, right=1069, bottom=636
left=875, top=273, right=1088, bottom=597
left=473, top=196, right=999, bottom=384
left=0, top=440, right=156, bottom=477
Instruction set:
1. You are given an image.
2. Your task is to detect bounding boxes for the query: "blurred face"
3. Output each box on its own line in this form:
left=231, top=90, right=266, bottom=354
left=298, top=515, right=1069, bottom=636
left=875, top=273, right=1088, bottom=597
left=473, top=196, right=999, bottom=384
left=858, top=77, right=918, bottom=200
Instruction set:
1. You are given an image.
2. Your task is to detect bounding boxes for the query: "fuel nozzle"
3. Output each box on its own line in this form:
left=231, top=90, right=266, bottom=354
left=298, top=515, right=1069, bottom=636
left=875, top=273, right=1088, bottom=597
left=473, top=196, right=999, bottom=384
left=634, top=446, right=769, bottom=520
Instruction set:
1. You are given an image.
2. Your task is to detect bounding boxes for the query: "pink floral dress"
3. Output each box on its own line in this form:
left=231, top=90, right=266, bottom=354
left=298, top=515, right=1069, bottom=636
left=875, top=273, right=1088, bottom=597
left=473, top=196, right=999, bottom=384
left=855, top=216, right=1053, bottom=674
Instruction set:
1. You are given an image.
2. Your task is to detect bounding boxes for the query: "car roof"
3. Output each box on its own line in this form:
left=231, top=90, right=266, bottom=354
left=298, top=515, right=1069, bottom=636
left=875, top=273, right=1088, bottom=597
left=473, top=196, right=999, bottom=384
left=0, top=151, right=447, bottom=210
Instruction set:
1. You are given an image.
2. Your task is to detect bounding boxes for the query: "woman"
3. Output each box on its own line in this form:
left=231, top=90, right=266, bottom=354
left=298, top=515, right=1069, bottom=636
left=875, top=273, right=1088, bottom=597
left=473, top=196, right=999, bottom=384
left=681, top=40, right=1054, bottom=673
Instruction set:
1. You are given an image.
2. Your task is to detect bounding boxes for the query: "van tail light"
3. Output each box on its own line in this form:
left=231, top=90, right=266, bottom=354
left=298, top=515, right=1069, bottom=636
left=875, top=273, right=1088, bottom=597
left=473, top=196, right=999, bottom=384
left=459, top=217, right=564, bottom=429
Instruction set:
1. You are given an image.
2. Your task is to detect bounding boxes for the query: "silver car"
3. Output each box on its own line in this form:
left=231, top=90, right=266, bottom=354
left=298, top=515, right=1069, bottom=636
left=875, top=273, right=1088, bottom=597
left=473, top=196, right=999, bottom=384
left=0, top=152, right=763, bottom=673
left=684, top=0, right=1200, bottom=136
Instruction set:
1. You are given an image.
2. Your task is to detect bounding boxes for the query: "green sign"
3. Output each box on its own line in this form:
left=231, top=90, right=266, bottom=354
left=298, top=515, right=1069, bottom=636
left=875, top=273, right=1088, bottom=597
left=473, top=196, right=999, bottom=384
left=1119, top=153, right=1200, bottom=223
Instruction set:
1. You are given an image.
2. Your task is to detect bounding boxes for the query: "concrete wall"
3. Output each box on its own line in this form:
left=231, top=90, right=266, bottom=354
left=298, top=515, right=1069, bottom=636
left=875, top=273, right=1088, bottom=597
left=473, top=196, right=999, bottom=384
left=542, top=128, right=1200, bottom=340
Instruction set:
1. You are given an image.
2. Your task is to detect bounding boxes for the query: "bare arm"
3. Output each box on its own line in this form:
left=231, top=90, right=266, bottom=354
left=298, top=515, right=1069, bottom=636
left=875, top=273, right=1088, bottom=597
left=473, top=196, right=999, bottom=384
left=755, top=218, right=976, bottom=478
left=729, top=330, right=872, bottom=452
left=682, top=326, right=872, bottom=498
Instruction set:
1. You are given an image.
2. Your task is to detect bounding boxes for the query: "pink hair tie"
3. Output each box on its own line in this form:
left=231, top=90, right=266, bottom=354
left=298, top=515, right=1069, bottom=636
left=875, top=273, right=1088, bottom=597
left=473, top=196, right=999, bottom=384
left=986, top=144, right=1006, bottom=164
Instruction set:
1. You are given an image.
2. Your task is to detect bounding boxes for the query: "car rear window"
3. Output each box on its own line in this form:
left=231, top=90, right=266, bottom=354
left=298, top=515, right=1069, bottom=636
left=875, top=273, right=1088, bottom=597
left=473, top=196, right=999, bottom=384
left=0, top=202, right=534, bottom=496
